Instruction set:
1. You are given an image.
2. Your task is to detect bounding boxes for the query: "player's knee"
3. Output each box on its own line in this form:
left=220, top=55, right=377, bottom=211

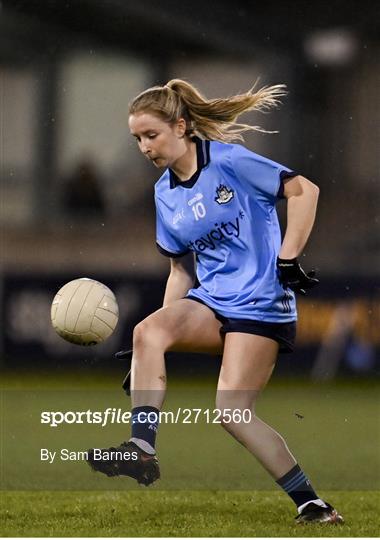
left=215, top=395, right=234, bottom=433
left=219, top=416, right=234, bottom=434
left=215, top=392, right=255, bottom=434
left=132, top=316, right=172, bottom=351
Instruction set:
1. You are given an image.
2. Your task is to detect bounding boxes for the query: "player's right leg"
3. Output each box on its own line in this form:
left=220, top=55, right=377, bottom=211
left=87, top=298, right=223, bottom=484
left=130, top=298, right=224, bottom=408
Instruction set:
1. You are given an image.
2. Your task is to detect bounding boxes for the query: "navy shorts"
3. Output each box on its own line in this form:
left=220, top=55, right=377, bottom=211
left=186, top=296, right=296, bottom=354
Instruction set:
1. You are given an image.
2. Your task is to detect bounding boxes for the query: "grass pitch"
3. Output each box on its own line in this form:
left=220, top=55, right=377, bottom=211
left=1, top=370, right=379, bottom=536
left=2, top=490, right=380, bottom=537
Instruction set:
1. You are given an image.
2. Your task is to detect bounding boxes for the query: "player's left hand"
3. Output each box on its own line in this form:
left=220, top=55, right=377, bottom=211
left=276, top=257, right=319, bottom=295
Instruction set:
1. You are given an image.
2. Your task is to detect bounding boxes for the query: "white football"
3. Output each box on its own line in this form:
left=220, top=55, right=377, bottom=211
left=51, top=278, right=119, bottom=346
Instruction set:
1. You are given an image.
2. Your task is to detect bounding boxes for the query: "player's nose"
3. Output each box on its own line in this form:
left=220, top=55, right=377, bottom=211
left=141, top=142, right=151, bottom=155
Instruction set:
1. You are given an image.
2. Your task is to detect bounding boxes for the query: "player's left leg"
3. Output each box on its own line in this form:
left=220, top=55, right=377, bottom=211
left=216, top=334, right=297, bottom=478
left=216, top=333, right=343, bottom=524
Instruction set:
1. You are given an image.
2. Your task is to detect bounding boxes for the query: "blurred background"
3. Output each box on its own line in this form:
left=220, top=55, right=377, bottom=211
left=1, top=0, right=379, bottom=378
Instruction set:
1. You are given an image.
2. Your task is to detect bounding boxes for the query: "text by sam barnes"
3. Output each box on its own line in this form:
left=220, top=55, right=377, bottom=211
left=40, top=448, right=138, bottom=464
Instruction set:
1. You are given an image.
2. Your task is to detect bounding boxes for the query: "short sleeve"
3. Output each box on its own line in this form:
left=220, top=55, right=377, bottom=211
left=155, top=201, right=190, bottom=258
left=230, top=144, right=296, bottom=201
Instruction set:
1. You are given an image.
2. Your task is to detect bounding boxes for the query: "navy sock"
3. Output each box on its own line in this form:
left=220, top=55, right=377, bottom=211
left=276, top=464, right=319, bottom=507
left=131, top=406, right=159, bottom=449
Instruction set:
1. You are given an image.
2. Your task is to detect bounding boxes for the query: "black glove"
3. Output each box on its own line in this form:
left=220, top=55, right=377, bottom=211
left=276, top=257, right=319, bottom=295
left=121, top=369, right=131, bottom=396
left=115, top=349, right=132, bottom=395
left=115, top=348, right=133, bottom=361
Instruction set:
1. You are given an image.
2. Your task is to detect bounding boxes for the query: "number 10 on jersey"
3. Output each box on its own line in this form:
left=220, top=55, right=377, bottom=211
left=191, top=201, right=206, bottom=221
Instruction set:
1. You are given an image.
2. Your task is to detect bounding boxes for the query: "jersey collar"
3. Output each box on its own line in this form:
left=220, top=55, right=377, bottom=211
left=169, top=137, right=210, bottom=189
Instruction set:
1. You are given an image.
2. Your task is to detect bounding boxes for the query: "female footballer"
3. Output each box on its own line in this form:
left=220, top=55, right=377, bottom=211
left=88, top=79, right=343, bottom=524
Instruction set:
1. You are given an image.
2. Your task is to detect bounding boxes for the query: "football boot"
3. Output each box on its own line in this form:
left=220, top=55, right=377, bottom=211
left=87, top=440, right=160, bottom=486
left=295, top=502, right=344, bottom=524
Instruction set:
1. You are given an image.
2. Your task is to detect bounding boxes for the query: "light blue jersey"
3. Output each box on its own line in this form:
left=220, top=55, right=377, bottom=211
left=155, top=137, right=297, bottom=322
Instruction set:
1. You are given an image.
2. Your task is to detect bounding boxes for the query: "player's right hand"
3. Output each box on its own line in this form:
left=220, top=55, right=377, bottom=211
left=115, top=349, right=132, bottom=395
left=115, top=348, right=133, bottom=360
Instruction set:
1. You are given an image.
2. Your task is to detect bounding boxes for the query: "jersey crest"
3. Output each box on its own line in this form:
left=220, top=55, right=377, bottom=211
left=215, top=184, right=234, bottom=204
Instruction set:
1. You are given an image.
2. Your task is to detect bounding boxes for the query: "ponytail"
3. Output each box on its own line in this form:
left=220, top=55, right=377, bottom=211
left=129, top=78, right=287, bottom=143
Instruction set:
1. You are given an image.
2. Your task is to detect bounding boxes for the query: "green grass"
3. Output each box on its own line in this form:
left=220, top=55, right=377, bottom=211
left=1, top=490, right=379, bottom=537
left=1, top=370, right=379, bottom=536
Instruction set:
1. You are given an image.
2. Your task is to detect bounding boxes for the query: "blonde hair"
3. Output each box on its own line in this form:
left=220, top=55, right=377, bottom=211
left=129, top=78, right=287, bottom=143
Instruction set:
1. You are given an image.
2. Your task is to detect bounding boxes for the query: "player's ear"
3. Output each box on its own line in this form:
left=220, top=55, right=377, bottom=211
left=175, top=118, right=187, bottom=138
